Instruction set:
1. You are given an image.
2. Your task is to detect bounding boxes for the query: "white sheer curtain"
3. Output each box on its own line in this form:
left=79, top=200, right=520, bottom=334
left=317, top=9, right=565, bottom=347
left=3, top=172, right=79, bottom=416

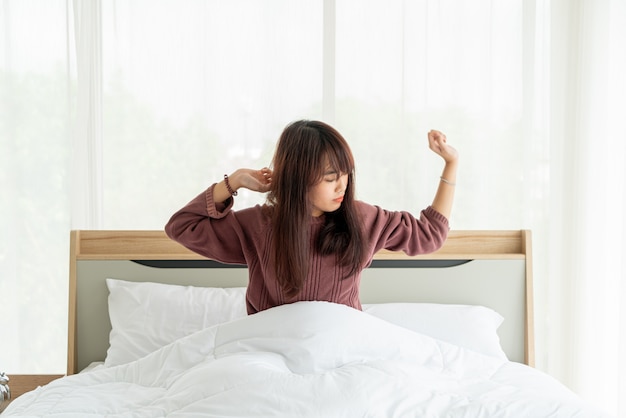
left=547, top=0, right=626, bottom=414
left=1, top=0, right=624, bottom=415
left=0, top=0, right=74, bottom=372
left=72, top=0, right=103, bottom=228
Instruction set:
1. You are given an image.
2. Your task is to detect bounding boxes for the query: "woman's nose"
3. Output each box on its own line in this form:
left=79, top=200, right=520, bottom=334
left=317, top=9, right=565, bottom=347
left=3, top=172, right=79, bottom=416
left=336, top=176, right=346, bottom=192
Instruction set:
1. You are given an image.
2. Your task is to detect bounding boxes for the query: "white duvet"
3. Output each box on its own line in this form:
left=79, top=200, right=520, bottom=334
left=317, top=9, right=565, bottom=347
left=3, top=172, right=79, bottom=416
left=4, top=302, right=610, bottom=417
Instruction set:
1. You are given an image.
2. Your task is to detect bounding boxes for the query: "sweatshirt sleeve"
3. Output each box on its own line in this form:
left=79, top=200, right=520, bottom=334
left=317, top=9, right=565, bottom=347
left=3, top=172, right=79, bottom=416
left=359, top=202, right=450, bottom=257
left=164, top=184, right=247, bottom=264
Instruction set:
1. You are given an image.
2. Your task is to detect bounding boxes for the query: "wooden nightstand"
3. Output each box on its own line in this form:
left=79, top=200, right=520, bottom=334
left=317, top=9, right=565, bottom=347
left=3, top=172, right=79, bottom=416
left=0, top=374, right=63, bottom=413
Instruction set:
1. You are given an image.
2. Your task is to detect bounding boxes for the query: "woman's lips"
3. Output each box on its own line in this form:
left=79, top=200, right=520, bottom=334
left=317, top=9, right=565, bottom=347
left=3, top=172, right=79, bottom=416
left=333, top=196, right=344, bottom=203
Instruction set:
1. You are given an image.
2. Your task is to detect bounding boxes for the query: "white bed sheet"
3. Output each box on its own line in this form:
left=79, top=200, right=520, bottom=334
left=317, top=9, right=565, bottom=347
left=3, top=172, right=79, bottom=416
left=4, top=302, right=610, bottom=417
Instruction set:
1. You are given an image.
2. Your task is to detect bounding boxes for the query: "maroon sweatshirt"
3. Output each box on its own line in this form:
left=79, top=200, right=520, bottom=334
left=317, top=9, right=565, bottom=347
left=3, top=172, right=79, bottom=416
left=165, top=184, right=449, bottom=314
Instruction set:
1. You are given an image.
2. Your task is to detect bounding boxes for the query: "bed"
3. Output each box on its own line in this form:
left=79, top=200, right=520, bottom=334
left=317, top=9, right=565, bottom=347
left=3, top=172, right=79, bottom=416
left=2, top=229, right=610, bottom=417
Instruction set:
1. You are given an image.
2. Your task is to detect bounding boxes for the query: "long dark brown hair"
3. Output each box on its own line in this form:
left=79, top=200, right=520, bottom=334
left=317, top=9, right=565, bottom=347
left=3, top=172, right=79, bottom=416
left=266, top=120, right=365, bottom=296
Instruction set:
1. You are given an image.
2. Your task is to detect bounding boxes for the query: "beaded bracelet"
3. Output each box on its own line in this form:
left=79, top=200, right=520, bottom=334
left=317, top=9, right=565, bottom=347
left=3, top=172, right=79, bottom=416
left=224, top=174, right=238, bottom=196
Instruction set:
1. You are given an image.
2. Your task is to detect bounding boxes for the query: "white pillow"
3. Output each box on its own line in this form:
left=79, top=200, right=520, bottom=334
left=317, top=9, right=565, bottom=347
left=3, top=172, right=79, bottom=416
left=105, top=278, right=247, bottom=367
left=362, top=303, right=507, bottom=360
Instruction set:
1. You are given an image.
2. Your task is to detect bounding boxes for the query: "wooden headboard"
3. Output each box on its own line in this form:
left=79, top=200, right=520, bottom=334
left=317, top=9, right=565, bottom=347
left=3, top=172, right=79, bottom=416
left=67, top=230, right=534, bottom=374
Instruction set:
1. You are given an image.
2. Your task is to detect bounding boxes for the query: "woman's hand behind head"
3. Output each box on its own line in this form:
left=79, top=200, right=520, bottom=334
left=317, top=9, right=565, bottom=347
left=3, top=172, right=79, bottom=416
left=233, top=168, right=273, bottom=193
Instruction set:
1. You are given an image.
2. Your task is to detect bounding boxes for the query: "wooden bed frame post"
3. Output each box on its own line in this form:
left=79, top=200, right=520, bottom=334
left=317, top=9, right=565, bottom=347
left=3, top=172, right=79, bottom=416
left=67, top=231, right=79, bottom=375
left=522, top=230, right=535, bottom=367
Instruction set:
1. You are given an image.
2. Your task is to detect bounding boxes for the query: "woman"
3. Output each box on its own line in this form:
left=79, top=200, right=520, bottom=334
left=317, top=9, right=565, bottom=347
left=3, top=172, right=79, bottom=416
left=165, top=120, right=458, bottom=314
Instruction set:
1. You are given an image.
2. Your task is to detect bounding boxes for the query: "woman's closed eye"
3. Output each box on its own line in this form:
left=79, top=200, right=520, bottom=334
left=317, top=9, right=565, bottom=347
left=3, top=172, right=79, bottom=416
left=323, top=169, right=339, bottom=183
